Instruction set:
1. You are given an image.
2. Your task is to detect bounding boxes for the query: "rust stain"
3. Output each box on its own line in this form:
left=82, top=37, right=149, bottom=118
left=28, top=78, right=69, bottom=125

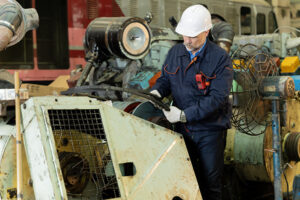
left=72, top=3, right=85, bottom=28
left=6, top=188, right=17, bottom=199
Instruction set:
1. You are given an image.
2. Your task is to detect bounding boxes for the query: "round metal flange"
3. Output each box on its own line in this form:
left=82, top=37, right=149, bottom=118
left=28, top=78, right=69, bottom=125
left=121, top=21, right=150, bottom=57
left=283, top=132, right=300, bottom=162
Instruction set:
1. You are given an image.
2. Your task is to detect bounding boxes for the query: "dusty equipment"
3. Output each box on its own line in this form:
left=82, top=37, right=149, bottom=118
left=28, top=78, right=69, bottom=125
left=227, top=44, right=300, bottom=199
left=72, top=16, right=181, bottom=101
left=231, top=33, right=300, bottom=59
left=76, top=17, right=153, bottom=87
left=70, top=16, right=235, bottom=100
left=1, top=14, right=300, bottom=199
left=0, top=96, right=200, bottom=199
left=65, top=16, right=300, bottom=199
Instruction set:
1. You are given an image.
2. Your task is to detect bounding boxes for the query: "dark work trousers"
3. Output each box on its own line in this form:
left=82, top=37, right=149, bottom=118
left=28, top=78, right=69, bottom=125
left=177, top=125, right=225, bottom=200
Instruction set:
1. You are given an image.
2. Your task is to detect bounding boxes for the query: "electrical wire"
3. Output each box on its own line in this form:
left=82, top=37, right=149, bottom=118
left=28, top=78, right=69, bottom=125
left=61, top=85, right=170, bottom=111
left=283, top=163, right=290, bottom=200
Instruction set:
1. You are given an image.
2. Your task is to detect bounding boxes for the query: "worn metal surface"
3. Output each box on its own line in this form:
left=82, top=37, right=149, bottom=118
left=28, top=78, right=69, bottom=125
left=271, top=100, right=283, bottom=200
left=291, top=75, right=300, bottom=91
left=272, top=99, right=300, bottom=194
left=0, top=136, right=34, bottom=200
left=21, top=97, right=68, bottom=200
left=0, top=122, right=15, bottom=137
left=259, top=76, right=295, bottom=99
left=20, top=96, right=200, bottom=199
left=21, top=96, right=122, bottom=199
left=225, top=98, right=300, bottom=195
left=0, top=89, right=28, bottom=101
left=100, top=103, right=201, bottom=200
left=283, top=132, right=300, bottom=161
left=230, top=126, right=270, bottom=182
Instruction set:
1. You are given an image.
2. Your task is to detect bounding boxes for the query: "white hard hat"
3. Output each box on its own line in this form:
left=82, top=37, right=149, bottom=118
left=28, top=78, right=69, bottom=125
left=175, top=5, right=212, bottom=37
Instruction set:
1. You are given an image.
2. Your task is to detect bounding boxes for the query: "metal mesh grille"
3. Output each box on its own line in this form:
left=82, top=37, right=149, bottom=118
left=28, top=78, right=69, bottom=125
left=48, top=109, right=120, bottom=199
left=151, top=0, right=159, bottom=26
left=87, top=0, right=98, bottom=19
left=129, top=0, right=138, bottom=16
left=165, top=0, right=178, bottom=28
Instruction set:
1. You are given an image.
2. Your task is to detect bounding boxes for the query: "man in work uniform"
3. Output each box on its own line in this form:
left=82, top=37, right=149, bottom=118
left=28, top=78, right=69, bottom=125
left=151, top=5, right=233, bottom=200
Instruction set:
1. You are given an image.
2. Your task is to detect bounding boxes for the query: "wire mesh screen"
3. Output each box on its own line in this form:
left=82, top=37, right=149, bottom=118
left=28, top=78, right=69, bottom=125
left=48, top=109, right=120, bottom=199
left=230, top=44, right=278, bottom=135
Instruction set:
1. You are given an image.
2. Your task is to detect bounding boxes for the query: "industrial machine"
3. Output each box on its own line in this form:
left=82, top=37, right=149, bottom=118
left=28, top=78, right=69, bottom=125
left=0, top=96, right=199, bottom=200
left=1, top=6, right=300, bottom=199
left=67, top=16, right=300, bottom=200
left=226, top=44, right=300, bottom=200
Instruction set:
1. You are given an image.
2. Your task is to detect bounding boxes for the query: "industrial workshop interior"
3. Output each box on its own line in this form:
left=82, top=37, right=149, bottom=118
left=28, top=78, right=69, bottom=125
left=0, top=0, right=300, bottom=199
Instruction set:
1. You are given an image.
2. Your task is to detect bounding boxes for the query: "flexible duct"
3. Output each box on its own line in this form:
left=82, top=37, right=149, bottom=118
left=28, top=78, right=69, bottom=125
left=0, top=0, right=39, bottom=51
left=211, top=21, right=235, bottom=53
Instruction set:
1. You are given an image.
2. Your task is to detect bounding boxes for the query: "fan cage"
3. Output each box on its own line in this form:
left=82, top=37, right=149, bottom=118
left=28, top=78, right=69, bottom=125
left=230, top=44, right=278, bottom=135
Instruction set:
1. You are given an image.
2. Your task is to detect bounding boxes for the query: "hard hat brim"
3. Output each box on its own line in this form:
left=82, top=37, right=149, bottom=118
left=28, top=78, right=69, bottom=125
left=175, top=23, right=212, bottom=37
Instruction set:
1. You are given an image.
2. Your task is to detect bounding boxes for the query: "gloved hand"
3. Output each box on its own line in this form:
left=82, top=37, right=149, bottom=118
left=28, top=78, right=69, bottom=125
left=163, top=106, right=185, bottom=123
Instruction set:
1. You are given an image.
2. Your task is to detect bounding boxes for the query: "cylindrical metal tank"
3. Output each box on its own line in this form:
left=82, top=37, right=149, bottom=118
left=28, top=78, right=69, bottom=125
left=84, top=17, right=152, bottom=60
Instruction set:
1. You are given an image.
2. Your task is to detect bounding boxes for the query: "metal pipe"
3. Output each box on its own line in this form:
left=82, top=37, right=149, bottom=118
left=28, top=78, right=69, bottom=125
left=76, top=57, right=95, bottom=87
left=31, top=0, right=38, bottom=71
left=272, top=100, right=283, bottom=200
left=14, top=72, right=23, bottom=200
left=0, top=26, right=13, bottom=51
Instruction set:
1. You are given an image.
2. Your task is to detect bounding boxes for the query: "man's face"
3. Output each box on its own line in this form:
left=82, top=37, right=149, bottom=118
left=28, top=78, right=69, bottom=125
left=183, top=31, right=209, bottom=53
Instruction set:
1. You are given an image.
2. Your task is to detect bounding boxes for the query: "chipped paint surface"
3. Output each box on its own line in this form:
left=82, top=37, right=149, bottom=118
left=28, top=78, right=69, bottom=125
left=226, top=99, right=300, bottom=194
left=72, top=2, right=85, bottom=28
left=100, top=103, right=201, bottom=199
left=0, top=136, right=35, bottom=200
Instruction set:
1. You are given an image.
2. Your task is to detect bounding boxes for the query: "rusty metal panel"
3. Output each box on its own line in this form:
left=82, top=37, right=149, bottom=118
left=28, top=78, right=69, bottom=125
left=0, top=135, right=35, bottom=200
left=100, top=103, right=201, bottom=199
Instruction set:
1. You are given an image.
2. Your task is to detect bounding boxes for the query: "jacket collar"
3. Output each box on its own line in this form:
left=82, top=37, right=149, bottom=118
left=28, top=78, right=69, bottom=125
left=179, top=40, right=218, bottom=76
left=178, top=40, right=210, bottom=60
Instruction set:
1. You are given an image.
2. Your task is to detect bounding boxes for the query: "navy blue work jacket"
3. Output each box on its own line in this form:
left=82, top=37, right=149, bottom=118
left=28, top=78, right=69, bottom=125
left=152, top=40, right=233, bottom=131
